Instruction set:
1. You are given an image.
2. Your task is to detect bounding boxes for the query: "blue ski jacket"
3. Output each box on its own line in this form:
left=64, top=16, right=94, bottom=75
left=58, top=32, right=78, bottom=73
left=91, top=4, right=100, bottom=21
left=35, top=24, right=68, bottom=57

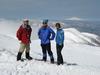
left=38, top=26, right=55, bottom=44
left=55, top=28, right=64, bottom=45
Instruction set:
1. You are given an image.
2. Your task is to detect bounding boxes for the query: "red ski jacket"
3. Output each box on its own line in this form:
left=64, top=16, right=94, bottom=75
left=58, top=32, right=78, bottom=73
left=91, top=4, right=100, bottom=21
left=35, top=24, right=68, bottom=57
left=16, top=25, right=32, bottom=44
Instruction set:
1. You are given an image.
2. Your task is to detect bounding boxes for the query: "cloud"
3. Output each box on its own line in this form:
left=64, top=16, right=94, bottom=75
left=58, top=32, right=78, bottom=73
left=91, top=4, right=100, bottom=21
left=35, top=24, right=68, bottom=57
left=66, top=17, right=83, bottom=21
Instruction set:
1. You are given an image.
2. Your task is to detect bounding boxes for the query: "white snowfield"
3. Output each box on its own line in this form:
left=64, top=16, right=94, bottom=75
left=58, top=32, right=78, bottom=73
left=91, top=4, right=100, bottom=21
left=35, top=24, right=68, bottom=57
left=0, top=21, right=100, bottom=75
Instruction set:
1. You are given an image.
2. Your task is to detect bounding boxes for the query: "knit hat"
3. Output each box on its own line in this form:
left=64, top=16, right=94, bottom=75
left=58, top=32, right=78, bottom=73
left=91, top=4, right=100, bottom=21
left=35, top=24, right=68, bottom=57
left=43, top=19, right=48, bottom=24
left=23, top=19, right=29, bottom=22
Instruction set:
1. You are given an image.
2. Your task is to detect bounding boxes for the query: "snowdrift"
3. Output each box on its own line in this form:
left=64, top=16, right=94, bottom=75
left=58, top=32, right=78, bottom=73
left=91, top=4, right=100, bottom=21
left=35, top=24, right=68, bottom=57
left=64, top=28, right=100, bottom=46
left=0, top=27, right=100, bottom=75
left=0, top=19, right=100, bottom=75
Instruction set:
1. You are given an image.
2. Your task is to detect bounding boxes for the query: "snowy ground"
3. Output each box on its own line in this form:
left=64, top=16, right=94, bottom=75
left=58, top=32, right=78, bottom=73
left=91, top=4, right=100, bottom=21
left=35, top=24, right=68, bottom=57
left=0, top=27, right=100, bottom=75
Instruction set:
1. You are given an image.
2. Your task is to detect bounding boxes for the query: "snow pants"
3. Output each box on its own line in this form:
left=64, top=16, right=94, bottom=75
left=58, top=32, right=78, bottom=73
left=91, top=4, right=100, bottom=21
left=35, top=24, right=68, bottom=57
left=41, top=43, right=54, bottom=61
left=56, top=44, right=64, bottom=64
left=19, top=42, right=30, bottom=53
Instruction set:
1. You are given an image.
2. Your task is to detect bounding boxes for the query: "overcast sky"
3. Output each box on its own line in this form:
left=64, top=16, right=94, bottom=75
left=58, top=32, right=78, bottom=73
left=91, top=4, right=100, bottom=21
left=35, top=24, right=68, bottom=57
left=0, top=0, right=100, bottom=20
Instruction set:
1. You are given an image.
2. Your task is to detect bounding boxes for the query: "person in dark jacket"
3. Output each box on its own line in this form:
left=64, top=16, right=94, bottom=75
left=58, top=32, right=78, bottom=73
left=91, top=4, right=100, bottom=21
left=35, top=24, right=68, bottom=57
left=38, top=19, right=55, bottom=63
left=55, top=23, right=64, bottom=65
left=16, top=19, right=32, bottom=61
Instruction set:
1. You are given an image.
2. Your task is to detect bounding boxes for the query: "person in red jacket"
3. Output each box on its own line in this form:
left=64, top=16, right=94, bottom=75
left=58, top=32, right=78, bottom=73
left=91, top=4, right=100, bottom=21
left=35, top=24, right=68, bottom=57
left=16, top=19, right=32, bottom=61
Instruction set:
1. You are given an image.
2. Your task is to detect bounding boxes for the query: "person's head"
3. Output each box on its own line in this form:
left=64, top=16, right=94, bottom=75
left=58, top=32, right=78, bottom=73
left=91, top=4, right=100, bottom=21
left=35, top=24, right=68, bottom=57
left=55, top=23, right=61, bottom=29
left=23, top=19, right=29, bottom=26
left=42, top=19, right=48, bottom=27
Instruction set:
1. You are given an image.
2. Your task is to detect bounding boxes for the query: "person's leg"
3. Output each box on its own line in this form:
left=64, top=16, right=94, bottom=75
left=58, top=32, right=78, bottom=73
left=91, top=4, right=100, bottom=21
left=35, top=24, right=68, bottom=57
left=46, top=43, right=54, bottom=63
left=56, top=44, right=64, bottom=65
left=17, top=43, right=25, bottom=61
left=17, top=52, right=22, bottom=61
left=56, top=44, right=61, bottom=65
left=41, top=44, right=47, bottom=61
left=25, top=44, right=32, bottom=60
left=59, top=44, right=64, bottom=64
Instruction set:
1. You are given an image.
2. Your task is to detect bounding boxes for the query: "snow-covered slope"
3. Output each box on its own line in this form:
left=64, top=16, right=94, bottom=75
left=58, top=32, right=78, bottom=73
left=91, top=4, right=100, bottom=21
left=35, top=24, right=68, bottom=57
left=0, top=27, right=100, bottom=75
left=64, top=28, right=100, bottom=46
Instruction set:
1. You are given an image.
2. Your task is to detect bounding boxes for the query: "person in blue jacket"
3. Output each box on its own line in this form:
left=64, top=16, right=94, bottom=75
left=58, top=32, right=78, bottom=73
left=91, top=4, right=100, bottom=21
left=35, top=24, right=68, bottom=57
left=38, top=19, right=55, bottom=63
left=55, top=23, right=64, bottom=65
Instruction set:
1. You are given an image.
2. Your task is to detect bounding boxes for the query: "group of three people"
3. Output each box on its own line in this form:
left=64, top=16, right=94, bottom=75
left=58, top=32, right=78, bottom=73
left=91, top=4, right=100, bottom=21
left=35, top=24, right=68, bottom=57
left=16, top=19, right=64, bottom=65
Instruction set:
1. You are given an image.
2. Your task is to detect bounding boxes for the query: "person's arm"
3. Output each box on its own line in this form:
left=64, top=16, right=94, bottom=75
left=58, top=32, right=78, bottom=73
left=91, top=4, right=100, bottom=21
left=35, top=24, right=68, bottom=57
left=49, top=28, right=55, bottom=40
left=16, top=26, right=22, bottom=41
left=38, top=28, right=41, bottom=39
left=61, top=30, right=64, bottom=43
left=29, top=27, right=32, bottom=43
